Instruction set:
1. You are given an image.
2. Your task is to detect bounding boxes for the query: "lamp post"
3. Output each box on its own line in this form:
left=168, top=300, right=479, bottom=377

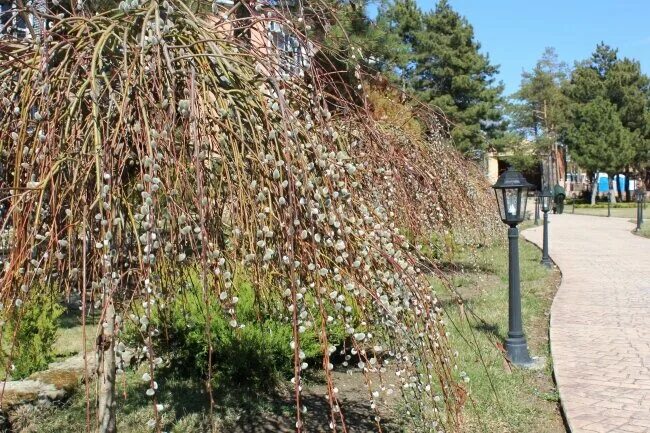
left=607, top=191, right=611, bottom=217
left=637, top=189, right=645, bottom=232
left=572, top=193, right=576, bottom=214
left=492, top=167, right=534, bottom=366
left=540, top=188, right=553, bottom=268
left=534, top=194, right=540, bottom=225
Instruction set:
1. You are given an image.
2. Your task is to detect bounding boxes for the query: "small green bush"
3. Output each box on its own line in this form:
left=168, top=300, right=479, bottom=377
left=3, top=294, right=64, bottom=379
left=128, top=274, right=341, bottom=390
left=423, top=232, right=458, bottom=262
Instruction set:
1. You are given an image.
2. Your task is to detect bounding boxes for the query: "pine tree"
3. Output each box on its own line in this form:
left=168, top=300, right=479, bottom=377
left=337, top=0, right=504, bottom=153
left=373, top=0, right=423, bottom=85
left=605, top=58, right=650, bottom=185
left=563, top=96, right=634, bottom=179
left=327, top=0, right=411, bottom=79
left=511, top=47, right=569, bottom=140
left=562, top=45, right=618, bottom=204
left=409, top=0, right=505, bottom=153
left=562, top=43, right=649, bottom=199
left=384, top=0, right=421, bottom=48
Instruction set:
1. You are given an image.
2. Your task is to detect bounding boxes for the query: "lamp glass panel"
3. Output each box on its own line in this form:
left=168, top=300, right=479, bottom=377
left=495, top=190, right=506, bottom=221
left=501, top=187, right=526, bottom=224
left=505, top=189, right=518, bottom=220
left=519, top=189, right=529, bottom=220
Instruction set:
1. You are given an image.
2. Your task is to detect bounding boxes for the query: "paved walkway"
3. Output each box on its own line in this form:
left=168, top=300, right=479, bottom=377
left=523, top=214, right=650, bottom=433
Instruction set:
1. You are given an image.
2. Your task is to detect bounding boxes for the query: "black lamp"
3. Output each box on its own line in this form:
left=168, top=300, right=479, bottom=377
left=539, top=187, right=552, bottom=267
left=539, top=188, right=552, bottom=213
left=492, top=167, right=534, bottom=227
left=492, top=167, right=535, bottom=366
left=636, top=189, right=645, bottom=232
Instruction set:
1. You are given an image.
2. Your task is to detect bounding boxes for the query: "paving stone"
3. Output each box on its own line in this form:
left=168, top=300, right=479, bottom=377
left=523, top=214, right=650, bottom=433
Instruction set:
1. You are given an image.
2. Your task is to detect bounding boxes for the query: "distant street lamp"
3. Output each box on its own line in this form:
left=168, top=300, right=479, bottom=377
left=572, top=193, right=576, bottom=214
left=534, top=194, right=540, bottom=225
left=607, top=191, right=611, bottom=217
left=540, top=188, right=553, bottom=268
left=637, top=189, right=645, bottom=232
left=492, top=167, right=534, bottom=366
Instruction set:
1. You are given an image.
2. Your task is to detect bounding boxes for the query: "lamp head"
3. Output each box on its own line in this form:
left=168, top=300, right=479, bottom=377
left=492, top=167, right=534, bottom=226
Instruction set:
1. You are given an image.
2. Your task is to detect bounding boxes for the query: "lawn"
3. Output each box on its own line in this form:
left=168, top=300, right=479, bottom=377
left=433, top=234, right=565, bottom=433
left=14, top=235, right=565, bottom=433
left=53, top=308, right=97, bottom=360
left=565, top=203, right=644, bottom=219
left=636, top=222, right=650, bottom=238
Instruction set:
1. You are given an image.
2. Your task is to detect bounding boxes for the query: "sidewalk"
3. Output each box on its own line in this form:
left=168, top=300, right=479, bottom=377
left=523, top=214, right=650, bottom=433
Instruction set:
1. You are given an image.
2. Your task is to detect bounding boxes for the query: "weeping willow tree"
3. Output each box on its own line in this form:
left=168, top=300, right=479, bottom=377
left=0, top=1, right=499, bottom=431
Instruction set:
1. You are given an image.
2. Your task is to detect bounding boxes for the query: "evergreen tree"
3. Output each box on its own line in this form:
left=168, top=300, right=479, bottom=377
left=563, top=97, right=634, bottom=178
left=409, top=0, right=505, bottom=152
left=327, top=0, right=411, bottom=78
left=507, top=48, right=569, bottom=189
left=591, top=42, right=618, bottom=77
left=605, top=58, right=650, bottom=184
left=332, top=0, right=504, bottom=153
left=384, top=0, right=421, bottom=48
left=562, top=43, right=650, bottom=197
left=511, top=47, right=569, bottom=140
left=563, top=63, right=605, bottom=103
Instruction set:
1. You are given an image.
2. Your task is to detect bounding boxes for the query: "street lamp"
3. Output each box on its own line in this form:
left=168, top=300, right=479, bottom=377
left=607, top=191, right=611, bottom=217
left=539, top=188, right=553, bottom=268
left=492, top=167, right=534, bottom=366
left=636, top=189, right=645, bottom=232
left=572, top=193, right=576, bottom=214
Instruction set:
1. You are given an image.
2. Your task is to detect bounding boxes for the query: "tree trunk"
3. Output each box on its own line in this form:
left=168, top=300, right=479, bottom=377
left=97, top=300, right=117, bottom=433
left=616, top=174, right=623, bottom=202
left=590, top=173, right=598, bottom=205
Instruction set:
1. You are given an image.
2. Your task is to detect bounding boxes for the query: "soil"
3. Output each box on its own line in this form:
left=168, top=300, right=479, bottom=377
left=224, top=369, right=403, bottom=433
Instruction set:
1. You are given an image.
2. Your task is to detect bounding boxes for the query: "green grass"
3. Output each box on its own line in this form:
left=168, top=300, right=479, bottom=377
left=570, top=202, right=638, bottom=208
left=568, top=206, right=638, bottom=218
left=636, top=222, right=650, bottom=238
left=52, top=309, right=97, bottom=359
left=435, top=237, right=565, bottom=433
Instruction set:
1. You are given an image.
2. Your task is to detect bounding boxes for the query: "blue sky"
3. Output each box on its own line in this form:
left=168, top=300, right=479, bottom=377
left=412, top=0, right=650, bottom=97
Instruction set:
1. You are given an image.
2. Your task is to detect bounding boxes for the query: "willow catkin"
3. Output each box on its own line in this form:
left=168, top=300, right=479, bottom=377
left=0, top=1, right=500, bottom=431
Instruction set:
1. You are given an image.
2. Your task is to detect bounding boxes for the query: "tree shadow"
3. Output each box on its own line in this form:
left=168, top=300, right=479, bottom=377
left=56, top=305, right=100, bottom=330
left=419, top=259, right=460, bottom=275
left=472, top=320, right=501, bottom=338
left=113, top=373, right=399, bottom=433
left=231, top=394, right=393, bottom=433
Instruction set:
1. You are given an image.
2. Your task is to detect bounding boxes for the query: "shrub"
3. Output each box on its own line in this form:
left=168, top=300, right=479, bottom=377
left=127, top=274, right=342, bottom=390
left=423, top=231, right=459, bottom=262
left=2, top=294, right=64, bottom=379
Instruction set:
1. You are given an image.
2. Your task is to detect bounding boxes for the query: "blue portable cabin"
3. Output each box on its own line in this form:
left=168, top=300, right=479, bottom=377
left=596, top=172, right=631, bottom=195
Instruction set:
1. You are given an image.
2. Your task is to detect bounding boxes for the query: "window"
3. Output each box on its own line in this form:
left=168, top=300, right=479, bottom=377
left=0, top=0, right=45, bottom=39
left=1, top=1, right=14, bottom=36
left=268, top=21, right=307, bottom=77
left=14, top=5, right=28, bottom=39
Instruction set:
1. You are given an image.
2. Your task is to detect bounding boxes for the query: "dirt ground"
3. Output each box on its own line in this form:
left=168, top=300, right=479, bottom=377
left=225, top=369, right=403, bottom=433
